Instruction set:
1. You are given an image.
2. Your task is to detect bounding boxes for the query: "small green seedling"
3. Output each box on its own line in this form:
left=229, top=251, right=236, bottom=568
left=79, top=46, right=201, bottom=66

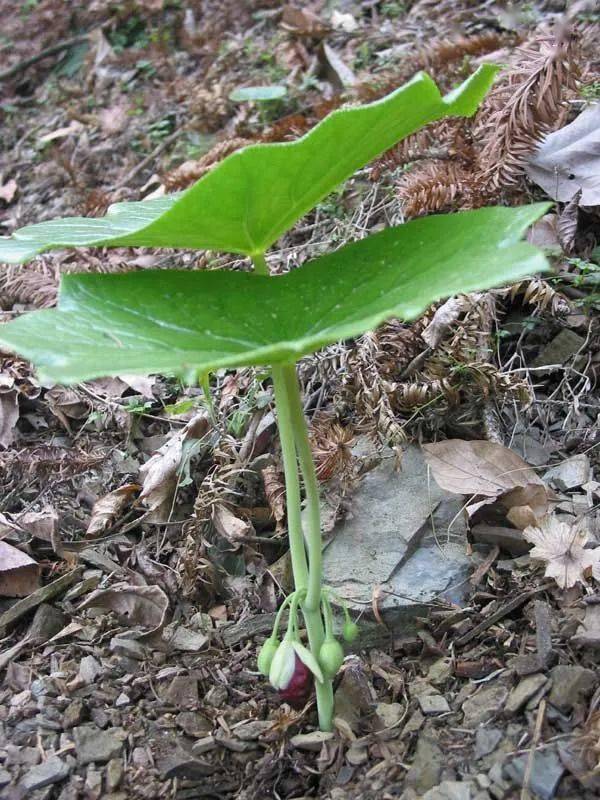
left=0, top=66, right=550, bottom=731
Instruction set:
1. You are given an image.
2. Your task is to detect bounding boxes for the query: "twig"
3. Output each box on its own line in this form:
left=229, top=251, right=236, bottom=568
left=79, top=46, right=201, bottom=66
left=0, top=35, right=89, bottom=81
left=521, top=699, right=546, bottom=800
left=113, top=128, right=183, bottom=189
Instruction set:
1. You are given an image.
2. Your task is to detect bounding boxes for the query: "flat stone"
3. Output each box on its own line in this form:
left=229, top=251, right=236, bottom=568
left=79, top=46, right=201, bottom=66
left=504, top=674, right=549, bottom=715
left=115, top=692, right=130, bottom=707
left=548, top=665, right=596, bottom=712
left=175, top=711, right=212, bottom=738
left=346, top=742, right=369, bottom=766
left=543, top=454, right=590, bottom=491
left=422, top=781, right=478, bottom=800
left=427, top=659, right=453, bottom=687
left=191, top=736, right=216, bottom=755
left=503, top=746, right=565, bottom=800
left=0, top=768, right=10, bottom=787
left=323, top=446, right=476, bottom=626
left=85, top=767, right=103, bottom=799
left=474, top=727, right=503, bottom=759
left=106, top=758, right=123, bottom=791
left=418, top=694, right=451, bottom=715
left=462, top=685, right=509, bottom=728
left=290, top=731, right=334, bottom=751
left=78, top=655, right=103, bottom=685
left=73, top=725, right=123, bottom=765
left=374, top=701, right=404, bottom=729
left=28, top=604, right=67, bottom=642
left=157, top=745, right=215, bottom=779
left=19, top=756, right=70, bottom=791
left=62, top=699, right=86, bottom=729
left=406, top=734, right=445, bottom=793
left=160, top=675, right=199, bottom=708
left=109, top=636, right=146, bottom=660
left=234, top=720, right=273, bottom=741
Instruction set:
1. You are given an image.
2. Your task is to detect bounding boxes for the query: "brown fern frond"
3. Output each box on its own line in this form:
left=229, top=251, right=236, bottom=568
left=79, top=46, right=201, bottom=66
left=0, top=263, right=58, bottom=309
left=163, top=137, right=253, bottom=191
left=397, top=161, right=473, bottom=218
left=508, top=279, right=572, bottom=316
left=475, top=27, right=580, bottom=189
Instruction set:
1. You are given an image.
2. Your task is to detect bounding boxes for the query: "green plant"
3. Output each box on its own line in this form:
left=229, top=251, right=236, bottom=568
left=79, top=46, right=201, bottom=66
left=0, top=66, right=550, bottom=731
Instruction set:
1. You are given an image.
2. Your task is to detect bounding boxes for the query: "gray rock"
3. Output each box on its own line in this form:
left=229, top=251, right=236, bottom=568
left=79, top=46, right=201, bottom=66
left=73, top=725, right=123, bottom=765
left=191, top=736, right=216, bottom=755
left=78, top=655, right=103, bottom=685
left=0, top=767, right=10, bottom=787
left=543, top=454, right=590, bottom=491
left=175, top=711, right=212, bottom=738
left=418, top=694, right=451, bottom=715
left=406, top=735, right=445, bottom=793
left=503, top=746, right=565, bottom=800
left=323, top=446, right=478, bottom=626
left=421, top=781, right=479, bottom=800
left=62, top=699, right=86, bottom=729
left=504, top=674, right=549, bottom=715
left=290, top=731, right=334, bottom=751
left=374, top=701, right=404, bottom=729
left=109, top=635, right=146, bottom=660
left=474, top=727, right=503, bottom=759
left=462, top=685, right=509, bottom=728
left=160, top=675, right=199, bottom=708
left=19, top=756, right=70, bottom=791
left=106, top=758, right=123, bottom=791
left=548, top=665, right=596, bottom=712
left=28, top=604, right=67, bottom=642
left=234, top=720, right=273, bottom=741
left=157, top=745, right=215, bottom=779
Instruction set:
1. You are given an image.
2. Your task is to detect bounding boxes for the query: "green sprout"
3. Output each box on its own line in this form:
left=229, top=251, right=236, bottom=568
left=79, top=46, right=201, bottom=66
left=0, top=65, right=551, bottom=731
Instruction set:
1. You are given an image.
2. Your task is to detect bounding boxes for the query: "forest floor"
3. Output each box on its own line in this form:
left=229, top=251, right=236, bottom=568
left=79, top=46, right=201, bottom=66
left=1, top=1, right=600, bottom=799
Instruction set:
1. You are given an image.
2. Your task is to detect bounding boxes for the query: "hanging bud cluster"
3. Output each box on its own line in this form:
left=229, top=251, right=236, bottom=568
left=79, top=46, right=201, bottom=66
left=257, top=588, right=359, bottom=707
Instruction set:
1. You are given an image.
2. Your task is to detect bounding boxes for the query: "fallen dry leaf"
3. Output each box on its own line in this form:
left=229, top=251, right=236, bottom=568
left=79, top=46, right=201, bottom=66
left=526, top=103, right=600, bottom=205
left=281, top=5, right=328, bottom=37
left=86, top=484, right=140, bottom=538
left=572, top=604, right=600, bottom=648
left=0, top=376, right=19, bottom=448
left=79, top=583, right=169, bottom=634
left=523, top=515, right=600, bottom=589
left=99, top=103, right=129, bottom=135
left=212, top=504, right=253, bottom=547
left=421, top=296, right=472, bottom=349
left=38, top=120, right=84, bottom=145
left=0, top=541, right=41, bottom=597
left=0, top=178, right=17, bottom=204
left=140, top=413, right=209, bottom=520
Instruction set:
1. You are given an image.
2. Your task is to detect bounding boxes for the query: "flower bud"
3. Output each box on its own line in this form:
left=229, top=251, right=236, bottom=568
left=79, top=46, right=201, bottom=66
left=279, top=654, right=312, bottom=709
left=319, top=637, right=344, bottom=679
left=342, top=620, right=359, bottom=643
left=257, top=637, right=279, bottom=676
left=269, top=639, right=296, bottom=690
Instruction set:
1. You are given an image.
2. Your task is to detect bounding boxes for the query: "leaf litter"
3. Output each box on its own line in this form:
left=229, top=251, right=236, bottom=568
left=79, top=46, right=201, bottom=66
left=0, top=1, right=599, bottom=799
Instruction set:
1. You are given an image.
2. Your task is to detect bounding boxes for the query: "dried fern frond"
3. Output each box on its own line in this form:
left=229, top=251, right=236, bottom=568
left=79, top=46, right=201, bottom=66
left=163, top=137, right=253, bottom=191
left=475, top=27, right=580, bottom=189
left=508, top=279, right=572, bottom=316
left=0, top=263, right=58, bottom=309
left=310, top=414, right=355, bottom=482
left=397, top=161, right=473, bottom=218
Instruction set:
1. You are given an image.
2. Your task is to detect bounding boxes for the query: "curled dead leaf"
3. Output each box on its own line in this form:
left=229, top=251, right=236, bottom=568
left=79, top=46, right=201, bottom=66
left=86, top=484, right=140, bottom=538
left=523, top=515, right=600, bottom=589
left=79, top=583, right=169, bottom=635
left=423, top=439, right=552, bottom=524
left=212, top=504, right=253, bottom=547
left=140, top=413, right=209, bottom=521
left=0, top=374, right=19, bottom=448
left=0, top=541, right=41, bottom=597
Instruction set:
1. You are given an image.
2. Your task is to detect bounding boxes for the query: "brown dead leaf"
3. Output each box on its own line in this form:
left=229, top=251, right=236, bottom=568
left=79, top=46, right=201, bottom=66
left=16, top=507, right=59, bottom=544
left=421, top=296, right=472, bottom=349
left=46, top=386, right=91, bottom=431
left=0, top=541, right=41, bottom=597
left=140, top=413, right=209, bottom=521
left=262, top=465, right=286, bottom=533
left=79, top=583, right=169, bottom=634
left=212, top=504, right=253, bottom=547
left=523, top=515, right=600, bottom=588
left=86, top=484, right=140, bottom=538
left=0, top=375, right=19, bottom=448
left=526, top=104, right=600, bottom=205
left=98, top=103, right=129, bottom=135
left=423, top=439, right=544, bottom=497
left=281, top=5, right=329, bottom=37
left=0, top=178, right=17, bottom=204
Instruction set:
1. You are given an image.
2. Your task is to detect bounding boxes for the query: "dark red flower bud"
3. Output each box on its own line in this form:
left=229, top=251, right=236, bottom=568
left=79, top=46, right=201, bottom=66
left=278, top=653, right=313, bottom=708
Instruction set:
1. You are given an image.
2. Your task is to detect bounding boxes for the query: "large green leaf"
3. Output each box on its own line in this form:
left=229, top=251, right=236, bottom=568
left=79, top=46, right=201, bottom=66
left=0, top=66, right=497, bottom=265
left=0, top=205, right=550, bottom=383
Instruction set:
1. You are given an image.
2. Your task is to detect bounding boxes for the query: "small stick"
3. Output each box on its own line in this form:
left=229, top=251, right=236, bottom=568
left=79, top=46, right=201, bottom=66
left=521, top=699, right=546, bottom=800
left=0, top=35, right=89, bottom=81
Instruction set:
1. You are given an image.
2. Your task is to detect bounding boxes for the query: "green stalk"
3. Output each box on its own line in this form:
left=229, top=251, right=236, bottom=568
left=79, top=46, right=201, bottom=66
left=252, top=252, right=269, bottom=275
left=271, top=365, right=309, bottom=591
left=282, top=363, right=334, bottom=731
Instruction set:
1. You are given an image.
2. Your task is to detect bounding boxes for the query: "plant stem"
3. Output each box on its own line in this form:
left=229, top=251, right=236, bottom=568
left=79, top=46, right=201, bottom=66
left=271, top=366, right=309, bottom=591
left=282, top=365, right=321, bottom=612
left=252, top=252, right=269, bottom=275
left=281, top=363, right=334, bottom=731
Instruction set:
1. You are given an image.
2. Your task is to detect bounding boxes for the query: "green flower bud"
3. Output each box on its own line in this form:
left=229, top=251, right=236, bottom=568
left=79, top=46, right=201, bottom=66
left=342, top=620, right=359, bottom=643
left=318, top=637, right=345, bottom=679
left=257, top=637, right=279, bottom=676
